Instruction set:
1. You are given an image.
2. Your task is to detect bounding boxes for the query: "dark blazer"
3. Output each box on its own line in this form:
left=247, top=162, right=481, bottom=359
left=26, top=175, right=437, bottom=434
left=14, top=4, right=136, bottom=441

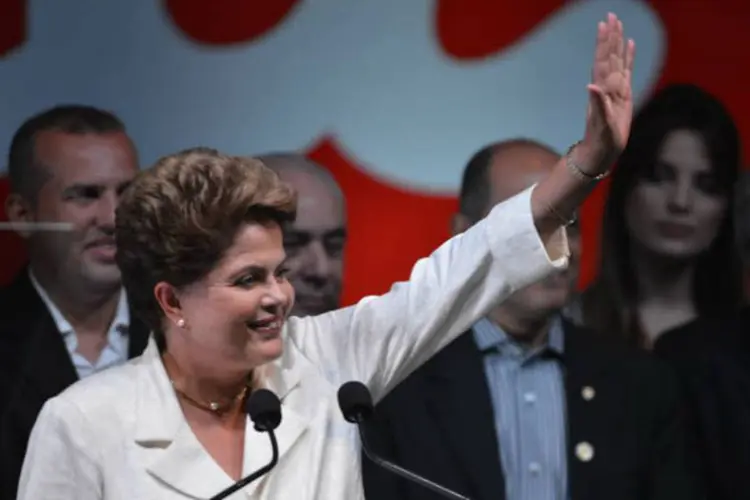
left=362, top=320, right=701, bottom=500
left=654, top=307, right=750, bottom=500
left=0, top=270, right=149, bottom=499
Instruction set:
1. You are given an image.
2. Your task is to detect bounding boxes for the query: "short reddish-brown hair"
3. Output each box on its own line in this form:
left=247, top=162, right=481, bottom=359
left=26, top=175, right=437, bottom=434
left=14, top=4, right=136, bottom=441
left=115, top=147, right=297, bottom=338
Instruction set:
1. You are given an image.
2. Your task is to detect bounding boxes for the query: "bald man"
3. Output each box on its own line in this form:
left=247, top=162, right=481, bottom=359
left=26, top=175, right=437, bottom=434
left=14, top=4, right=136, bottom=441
left=362, top=139, right=700, bottom=500
left=453, top=140, right=581, bottom=335
left=258, top=153, right=347, bottom=317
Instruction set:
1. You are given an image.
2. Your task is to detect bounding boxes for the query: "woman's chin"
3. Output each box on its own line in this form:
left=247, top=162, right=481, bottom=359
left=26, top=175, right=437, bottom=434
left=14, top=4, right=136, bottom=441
left=251, top=337, right=285, bottom=363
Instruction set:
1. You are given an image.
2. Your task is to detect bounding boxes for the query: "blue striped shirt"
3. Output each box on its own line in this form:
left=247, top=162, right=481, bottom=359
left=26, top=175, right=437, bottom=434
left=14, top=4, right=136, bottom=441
left=473, top=316, right=567, bottom=500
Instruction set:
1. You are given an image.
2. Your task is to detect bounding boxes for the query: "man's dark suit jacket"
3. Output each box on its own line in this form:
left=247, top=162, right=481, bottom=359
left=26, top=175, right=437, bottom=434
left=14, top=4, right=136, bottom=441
left=654, top=306, right=750, bottom=500
left=362, top=320, right=701, bottom=500
left=0, top=270, right=149, bottom=499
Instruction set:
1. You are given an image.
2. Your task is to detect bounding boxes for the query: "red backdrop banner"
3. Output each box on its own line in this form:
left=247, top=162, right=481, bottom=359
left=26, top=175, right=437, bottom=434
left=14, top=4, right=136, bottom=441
left=0, top=1, right=748, bottom=305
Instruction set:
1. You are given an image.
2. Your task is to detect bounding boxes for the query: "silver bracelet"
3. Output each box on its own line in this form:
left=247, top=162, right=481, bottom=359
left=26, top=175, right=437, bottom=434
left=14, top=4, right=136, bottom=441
left=566, top=141, right=610, bottom=182
left=546, top=202, right=577, bottom=228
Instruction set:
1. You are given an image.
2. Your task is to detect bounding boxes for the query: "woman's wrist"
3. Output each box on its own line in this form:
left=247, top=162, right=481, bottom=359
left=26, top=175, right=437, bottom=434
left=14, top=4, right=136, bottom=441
left=572, top=138, right=617, bottom=178
left=531, top=138, right=613, bottom=237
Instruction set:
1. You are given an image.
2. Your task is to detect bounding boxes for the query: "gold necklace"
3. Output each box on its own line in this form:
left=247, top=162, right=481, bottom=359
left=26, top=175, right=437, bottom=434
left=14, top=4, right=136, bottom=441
left=162, top=351, right=252, bottom=414
left=170, top=379, right=250, bottom=414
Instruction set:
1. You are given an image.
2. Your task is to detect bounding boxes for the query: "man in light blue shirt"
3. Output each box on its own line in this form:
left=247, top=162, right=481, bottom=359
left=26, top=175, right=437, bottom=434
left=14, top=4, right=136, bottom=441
left=452, top=139, right=576, bottom=500
left=363, top=138, right=700, bottom=500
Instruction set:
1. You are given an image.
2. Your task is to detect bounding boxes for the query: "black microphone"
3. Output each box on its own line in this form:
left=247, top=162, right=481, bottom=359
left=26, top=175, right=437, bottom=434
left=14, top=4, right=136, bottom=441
left=337, top=381, right=472, bottom=500
left=208, top=389, right=282, bottom=500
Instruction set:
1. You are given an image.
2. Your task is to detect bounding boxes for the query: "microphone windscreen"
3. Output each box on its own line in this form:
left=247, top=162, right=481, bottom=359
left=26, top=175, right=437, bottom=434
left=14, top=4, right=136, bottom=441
left=246, top=389, right=282, bottom=431
left=337, top=381, right=374, bottom=423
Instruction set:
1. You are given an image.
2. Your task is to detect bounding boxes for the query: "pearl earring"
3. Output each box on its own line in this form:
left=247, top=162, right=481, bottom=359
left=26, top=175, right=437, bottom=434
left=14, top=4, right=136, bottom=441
left=176, top=318, right=185, bottom=328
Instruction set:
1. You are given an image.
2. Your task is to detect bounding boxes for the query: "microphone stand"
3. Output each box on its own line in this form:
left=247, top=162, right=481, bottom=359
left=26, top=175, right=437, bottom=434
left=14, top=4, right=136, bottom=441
left=357, top=425, right=472, bottom=500
left=208, top=430, right=279, bottom=500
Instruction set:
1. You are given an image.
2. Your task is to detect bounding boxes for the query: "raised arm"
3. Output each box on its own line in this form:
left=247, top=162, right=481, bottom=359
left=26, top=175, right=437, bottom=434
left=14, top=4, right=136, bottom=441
left=533, top=13, right=634, bottom=241
left=288, top=13, right=635, bottom=401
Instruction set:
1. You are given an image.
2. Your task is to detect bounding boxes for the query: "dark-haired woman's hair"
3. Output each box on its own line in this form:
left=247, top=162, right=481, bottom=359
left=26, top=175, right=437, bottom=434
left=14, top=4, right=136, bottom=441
left=582, top=83, right=743, bottom=346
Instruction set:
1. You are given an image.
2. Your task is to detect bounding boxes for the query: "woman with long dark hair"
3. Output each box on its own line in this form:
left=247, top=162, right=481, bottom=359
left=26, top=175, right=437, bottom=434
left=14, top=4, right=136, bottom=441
left=582, top=83, right=743, bottom=348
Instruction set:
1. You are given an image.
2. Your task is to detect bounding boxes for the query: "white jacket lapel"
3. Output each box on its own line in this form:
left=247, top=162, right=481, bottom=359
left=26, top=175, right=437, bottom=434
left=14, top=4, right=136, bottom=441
left=133, top=338, right=310, bottom=499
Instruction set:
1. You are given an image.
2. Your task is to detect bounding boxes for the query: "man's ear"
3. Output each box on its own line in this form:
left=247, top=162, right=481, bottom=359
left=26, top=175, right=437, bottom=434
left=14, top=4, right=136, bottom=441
left=450, top=212, right=472, bottom=237
left=4, top=193, right=34, bottom=239
left=154, top=282, right=184, bottom=328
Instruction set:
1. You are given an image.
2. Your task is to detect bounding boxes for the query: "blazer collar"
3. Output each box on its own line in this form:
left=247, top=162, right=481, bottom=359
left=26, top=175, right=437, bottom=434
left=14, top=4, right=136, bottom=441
left=5, top=272, right=78, bottom=398
left=560, top=320, right=621, bottom=500
left=561, top=318, right=616, bottom=379
left=7, top=269, right=150, bottom=400
left=425, top=332, right=507, bottom=500
left=134, top=335, right=307, bottom=498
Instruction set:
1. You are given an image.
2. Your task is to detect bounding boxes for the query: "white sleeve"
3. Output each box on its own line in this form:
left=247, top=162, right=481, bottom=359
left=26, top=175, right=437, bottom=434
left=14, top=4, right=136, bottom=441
left=287, top=185, right=568, bottom=401
left=17, top=397, right=102, bottom=500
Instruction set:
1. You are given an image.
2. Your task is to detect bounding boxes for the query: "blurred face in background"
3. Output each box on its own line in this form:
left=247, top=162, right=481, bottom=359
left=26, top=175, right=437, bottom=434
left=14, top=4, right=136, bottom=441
left=487, top=145, right=579, bottom=317
left=8, top=131, right=138, bottom=292
left=625, top=129, right=728, bottom=261
left=274, top=164, right=346, bottom=317
left=454, top=143, right=578, bottom=324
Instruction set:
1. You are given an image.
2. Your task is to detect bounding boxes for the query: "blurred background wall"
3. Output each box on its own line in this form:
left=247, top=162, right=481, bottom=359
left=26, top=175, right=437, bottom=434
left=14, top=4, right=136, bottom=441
left=1, top=0, right=749, bottom=305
